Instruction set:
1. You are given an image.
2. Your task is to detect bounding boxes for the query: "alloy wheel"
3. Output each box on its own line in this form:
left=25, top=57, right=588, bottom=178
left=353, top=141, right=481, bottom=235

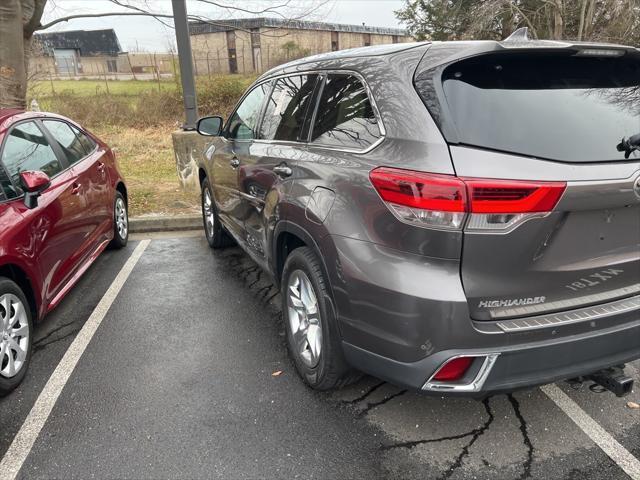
left=287, top=270, right=322, bottom=368
left=115, top=197, right=128, bottom=239
left=203, top=187, right=215, bottom=239
left=0, top=294, right=29, bottom=379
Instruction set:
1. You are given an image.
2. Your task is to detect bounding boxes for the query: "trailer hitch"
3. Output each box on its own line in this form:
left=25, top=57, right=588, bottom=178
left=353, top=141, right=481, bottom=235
left=584, top=366, right=634, bottom=398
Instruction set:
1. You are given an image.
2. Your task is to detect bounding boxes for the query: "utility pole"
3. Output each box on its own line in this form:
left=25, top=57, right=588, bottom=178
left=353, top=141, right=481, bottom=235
left=171, top=0, right=198, bottom=130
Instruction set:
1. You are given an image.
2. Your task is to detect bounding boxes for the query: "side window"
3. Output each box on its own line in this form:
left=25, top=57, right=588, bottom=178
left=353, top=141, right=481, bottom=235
left=311, top=74, right=381, bottom=150
left=226, top=83, right=270, bottom=141
left=71, top=125, right=97, bottom=154
left=1, top=121, right=63, bottom=196
left=0, top=165, right=14, bottom=200
left=259, top=74, right=319, bottom=142
left=43, top=120, right=87, bottom=165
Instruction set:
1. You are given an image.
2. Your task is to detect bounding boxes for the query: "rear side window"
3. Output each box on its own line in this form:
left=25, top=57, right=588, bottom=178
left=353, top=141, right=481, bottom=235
left=1, top=121, right=63, bottom=195
left=418, top=51, right=640, bottom=162
left=311, top=74, right=381, bottom=150
left=259, top=74, right=319, bottom=142
left=226, top=83, right=270, bottom=141
left=71, top=124, right=96, bottom=154
left=43, top=120, right=87, bottom=165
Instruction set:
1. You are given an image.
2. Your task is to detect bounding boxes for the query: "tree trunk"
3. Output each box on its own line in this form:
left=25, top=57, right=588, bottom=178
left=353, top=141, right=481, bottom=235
left=577, top=0, right=588, bottom=41
left=0, top=0, right=45, bottom=110
left=552, top=0, right=564, bottom=40
left=0, top=0, right=27, bottom=109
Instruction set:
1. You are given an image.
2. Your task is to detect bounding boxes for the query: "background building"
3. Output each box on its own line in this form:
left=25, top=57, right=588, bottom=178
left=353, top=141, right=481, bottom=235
left=32, top=29, right=122, bottom=77
left=189, top=17, right=412, bottom=75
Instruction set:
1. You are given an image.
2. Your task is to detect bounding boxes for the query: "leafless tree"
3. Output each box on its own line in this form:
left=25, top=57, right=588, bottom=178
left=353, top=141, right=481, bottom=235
left=0, top=0, right=330, bottom=109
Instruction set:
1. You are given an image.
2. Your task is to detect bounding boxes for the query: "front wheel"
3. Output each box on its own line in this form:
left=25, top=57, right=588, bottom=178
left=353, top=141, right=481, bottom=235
left=201, top=178, right=234, bottom=249
left=109, top=191, right=128, bottom=249
left=282, top=247, right=359, bottom=390
left=0, top=278, right=33, bottom=396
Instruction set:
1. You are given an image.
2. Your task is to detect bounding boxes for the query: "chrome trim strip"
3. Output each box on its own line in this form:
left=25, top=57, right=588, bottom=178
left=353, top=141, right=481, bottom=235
left=496, top=293, right=640, bottom=333
left=422, top=353, right=500, bottom=393
left=489, top=284, right=640, bottom=319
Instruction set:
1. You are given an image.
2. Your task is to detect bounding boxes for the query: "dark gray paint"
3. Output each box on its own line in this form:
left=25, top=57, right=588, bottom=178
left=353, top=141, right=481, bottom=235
left=197, top=40, right=640, bottom=393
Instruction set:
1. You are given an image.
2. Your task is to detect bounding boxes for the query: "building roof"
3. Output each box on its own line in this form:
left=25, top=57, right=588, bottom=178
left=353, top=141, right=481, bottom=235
left=34, top=29, right=122, bottom=57
left=189, top=17, right=409, bottom=37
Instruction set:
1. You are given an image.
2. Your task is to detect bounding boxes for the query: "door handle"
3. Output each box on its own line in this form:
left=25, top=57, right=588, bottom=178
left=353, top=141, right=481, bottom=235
left=71, top=182, right=81, bottom=195
left=230, top=157, right=240, bottom=169
left=97, top=161, right=106, bottom=173
left=273, top=164, right=293, bottom=178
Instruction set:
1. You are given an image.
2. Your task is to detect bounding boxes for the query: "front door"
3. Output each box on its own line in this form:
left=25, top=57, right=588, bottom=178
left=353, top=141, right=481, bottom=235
left=0, top=120, right=85, bottom=307
left=213, top=82, right=271, bottom=242
left=239, top=74, right=320, bottom=266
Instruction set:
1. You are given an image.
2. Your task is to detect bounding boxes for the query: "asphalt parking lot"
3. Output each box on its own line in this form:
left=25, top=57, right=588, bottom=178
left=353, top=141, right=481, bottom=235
left=0, top=232, right=638, bottom=480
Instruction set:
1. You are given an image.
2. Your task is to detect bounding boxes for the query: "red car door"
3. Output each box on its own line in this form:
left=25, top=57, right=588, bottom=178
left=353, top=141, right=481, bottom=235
left=0, top=120, right=86, bottom=310
left=42, top=119, right=112, bottom=255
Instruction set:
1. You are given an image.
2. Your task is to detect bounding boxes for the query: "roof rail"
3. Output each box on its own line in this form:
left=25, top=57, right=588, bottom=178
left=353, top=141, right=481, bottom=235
left=503, top=27, right=530, bottom=42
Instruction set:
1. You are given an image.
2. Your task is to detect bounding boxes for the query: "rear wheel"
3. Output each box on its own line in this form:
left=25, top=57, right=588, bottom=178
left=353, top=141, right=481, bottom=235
left=201, top=178, right=234, bottom=249
left=109, top=191, right=128, bottom=249
left=282, top=247, right=359, bottom=390
left=0, top=278, right=33, bottom=397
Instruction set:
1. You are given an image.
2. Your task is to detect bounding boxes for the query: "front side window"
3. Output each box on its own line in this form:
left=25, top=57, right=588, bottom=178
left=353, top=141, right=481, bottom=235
left=311, top=74, right=381, bottom=150
left=226, top=83, right=270, bottom=140
left=1, top=121, right=63, bottom=196
left=43, top=120, right=87, bottom=165
left=259, top=74, right=319, bottom=142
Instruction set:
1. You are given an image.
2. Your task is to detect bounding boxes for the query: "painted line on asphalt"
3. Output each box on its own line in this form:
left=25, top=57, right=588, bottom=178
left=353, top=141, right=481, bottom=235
left=0, top=240, right=150, bottom=480
left=542, top=383, right=640, bottom=480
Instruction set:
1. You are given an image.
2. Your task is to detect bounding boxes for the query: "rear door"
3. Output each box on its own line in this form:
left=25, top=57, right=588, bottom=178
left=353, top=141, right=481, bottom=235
left=239, top=74, right=320, bottom=263
left=42, top=119, right=111, bottom=253
left=416, top=49, right=640, bottom=321
left=213, top=82, right=270, bottom=241
left=0, top=120, right=85, bottom=306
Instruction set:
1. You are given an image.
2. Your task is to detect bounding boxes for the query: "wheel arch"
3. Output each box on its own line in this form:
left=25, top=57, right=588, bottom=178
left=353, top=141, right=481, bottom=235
left=115, top=181, right=127, bottom=205
left=0, top=263, right=39, bottom=323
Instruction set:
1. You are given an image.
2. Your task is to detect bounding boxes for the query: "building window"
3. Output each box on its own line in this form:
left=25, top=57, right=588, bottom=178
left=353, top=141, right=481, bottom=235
left=331, top=31, right=339, bottom=51
left=392, top=35, right=399, bottom=44
left=363, top=33, right=371, bottom=47
left=106, top=60, right=117, bottom=73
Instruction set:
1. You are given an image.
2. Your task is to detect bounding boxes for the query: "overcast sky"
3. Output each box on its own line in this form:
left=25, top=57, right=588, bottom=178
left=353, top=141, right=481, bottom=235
left=41, top=1, right=407, bottom=52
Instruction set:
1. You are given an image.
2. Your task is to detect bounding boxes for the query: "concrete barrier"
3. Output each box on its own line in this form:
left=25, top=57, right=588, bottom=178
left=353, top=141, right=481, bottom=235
left=172, top=129, right=210, bottom=191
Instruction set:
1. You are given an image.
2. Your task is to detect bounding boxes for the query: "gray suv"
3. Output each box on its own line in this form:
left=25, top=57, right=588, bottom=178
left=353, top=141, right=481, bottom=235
left=196, top=38, right=640, bottom=395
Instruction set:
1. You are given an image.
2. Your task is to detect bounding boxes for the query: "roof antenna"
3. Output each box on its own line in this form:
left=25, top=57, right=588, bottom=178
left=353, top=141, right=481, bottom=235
left=504, top=27, right=529, bottom=42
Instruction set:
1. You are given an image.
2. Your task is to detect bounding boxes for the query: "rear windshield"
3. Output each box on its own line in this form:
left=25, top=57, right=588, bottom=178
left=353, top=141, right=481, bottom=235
left=418, top=51, right=640, bottom=162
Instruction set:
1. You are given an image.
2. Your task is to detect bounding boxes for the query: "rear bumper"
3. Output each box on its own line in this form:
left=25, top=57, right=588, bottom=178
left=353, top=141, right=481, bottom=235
left=342, top=318, right=640, bottom=396
left=326, top=235, right=640, bottom=395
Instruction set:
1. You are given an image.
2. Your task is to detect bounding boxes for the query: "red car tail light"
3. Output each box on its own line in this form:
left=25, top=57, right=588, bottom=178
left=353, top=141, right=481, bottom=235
left=465, top=179, right=566, bottom=214
left=432, top=357, right=475, bottom=382
left=369, top=167, right=467, bottom=230
left=370, top=167, right=566, bottom=231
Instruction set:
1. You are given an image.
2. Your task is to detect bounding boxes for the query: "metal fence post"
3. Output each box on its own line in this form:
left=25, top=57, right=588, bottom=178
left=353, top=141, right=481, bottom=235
left=171, top=0, right=198, bottom=130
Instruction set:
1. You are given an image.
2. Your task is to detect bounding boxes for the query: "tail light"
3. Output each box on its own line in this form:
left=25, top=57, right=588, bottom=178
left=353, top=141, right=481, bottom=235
left=432, top=357, right=475, bottom=382
left=370, top=167, right=566, bottom=231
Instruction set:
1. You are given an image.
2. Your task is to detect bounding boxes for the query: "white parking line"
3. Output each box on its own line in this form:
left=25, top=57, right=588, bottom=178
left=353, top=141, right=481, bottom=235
left=0, top=240, right=150, bottom=480
left=542, top=383, right=640, bottom=480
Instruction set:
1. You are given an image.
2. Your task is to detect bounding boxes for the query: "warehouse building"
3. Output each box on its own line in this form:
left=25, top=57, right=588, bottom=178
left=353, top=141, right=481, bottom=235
left=189, top=17, right=412, bottom=75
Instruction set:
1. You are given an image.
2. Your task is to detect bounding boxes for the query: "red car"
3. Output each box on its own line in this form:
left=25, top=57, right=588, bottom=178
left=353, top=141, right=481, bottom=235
left=0, top=109, right=128, bottom=395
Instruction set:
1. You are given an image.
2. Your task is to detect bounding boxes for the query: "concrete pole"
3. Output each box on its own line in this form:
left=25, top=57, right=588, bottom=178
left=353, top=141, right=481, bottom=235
left=171, top=0, right=198, bottom=130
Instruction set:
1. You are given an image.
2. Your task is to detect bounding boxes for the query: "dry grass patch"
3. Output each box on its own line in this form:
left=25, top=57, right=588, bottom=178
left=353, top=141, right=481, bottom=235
left=94, top=124, right=200, bottom=217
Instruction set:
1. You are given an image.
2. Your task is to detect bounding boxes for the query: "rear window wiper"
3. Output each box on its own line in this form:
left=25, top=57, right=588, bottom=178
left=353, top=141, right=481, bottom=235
left=617, top=133, right=640, bottom=159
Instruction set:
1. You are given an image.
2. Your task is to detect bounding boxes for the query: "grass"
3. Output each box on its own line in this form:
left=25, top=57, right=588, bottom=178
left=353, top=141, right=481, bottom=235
left=31, top=79, right=179, bottom=97
left=95, top=124, right=200, bottom=217
left=27, top=76, right=257, bottom=216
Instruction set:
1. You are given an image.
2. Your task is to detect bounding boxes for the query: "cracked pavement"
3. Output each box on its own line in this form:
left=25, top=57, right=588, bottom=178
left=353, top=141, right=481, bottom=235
left=0, top=234, right=638, bottom=479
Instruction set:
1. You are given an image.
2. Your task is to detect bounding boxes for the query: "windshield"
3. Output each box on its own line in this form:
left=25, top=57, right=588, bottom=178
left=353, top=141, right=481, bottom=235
left=428, top=51, right=640, bottom=163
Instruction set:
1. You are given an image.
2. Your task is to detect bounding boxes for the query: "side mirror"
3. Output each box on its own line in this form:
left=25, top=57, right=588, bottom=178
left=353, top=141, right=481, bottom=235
left=197, top=116, right=223, bottom=136
left=20, top=171, right=51, bottom=209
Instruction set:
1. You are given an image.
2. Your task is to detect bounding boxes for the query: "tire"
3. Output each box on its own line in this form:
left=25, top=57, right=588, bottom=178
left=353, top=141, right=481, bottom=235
left=109, top=191, right=128, bottom=249
left=0, top=277, right=33, bottom=397
left=281, top=247, right=359, bottom=390
left=201, top=178, right=234, bottom=249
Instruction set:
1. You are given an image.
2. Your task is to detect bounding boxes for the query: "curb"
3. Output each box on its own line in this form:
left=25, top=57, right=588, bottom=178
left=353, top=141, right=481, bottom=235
left=129, top=214, right=203, bottom=233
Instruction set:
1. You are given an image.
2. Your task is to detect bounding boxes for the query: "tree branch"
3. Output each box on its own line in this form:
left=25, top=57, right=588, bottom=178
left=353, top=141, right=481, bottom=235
left=38, top=11, right=173, bottom=31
